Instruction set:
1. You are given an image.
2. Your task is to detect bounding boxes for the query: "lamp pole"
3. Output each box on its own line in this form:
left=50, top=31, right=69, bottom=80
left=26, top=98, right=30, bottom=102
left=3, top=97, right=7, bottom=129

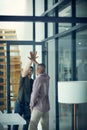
left=74, top=104, right=76, bottom=130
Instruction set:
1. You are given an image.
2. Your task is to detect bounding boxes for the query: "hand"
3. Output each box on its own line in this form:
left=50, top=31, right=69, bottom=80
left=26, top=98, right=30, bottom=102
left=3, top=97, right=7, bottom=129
left=30, top=107, right=33, bottom=113
left=28, top=51, right=38, bottom=61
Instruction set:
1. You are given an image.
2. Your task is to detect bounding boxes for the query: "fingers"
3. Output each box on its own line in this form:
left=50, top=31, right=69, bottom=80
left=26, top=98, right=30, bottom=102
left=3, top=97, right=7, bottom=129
left=28, top=51, right=38, bottom=61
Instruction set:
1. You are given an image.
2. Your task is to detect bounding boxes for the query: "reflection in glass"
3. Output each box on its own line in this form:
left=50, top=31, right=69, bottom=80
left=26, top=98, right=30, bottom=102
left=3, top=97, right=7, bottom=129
left=59, top=23, right=71, bottom=33
left=76, top=0, right=87, bottom=17
left=76, top=29, right=87, bottom=129
left=58, top=35, right=72, bottom=130
left=48, top=23, right=54, bottom=37
left=59, top=4, right=71, bottom=17
left=76, top=29, right=87, bottom=80
left=48, top=0, right=54, bottom=9
left=0, top=22, right=33, bottom=41
left=59, top=35, right=72, bottom=81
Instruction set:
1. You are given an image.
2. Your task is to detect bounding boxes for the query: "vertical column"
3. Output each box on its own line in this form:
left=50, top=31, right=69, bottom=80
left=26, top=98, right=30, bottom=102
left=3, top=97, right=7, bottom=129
left=6, top=43, right=11, bottom=113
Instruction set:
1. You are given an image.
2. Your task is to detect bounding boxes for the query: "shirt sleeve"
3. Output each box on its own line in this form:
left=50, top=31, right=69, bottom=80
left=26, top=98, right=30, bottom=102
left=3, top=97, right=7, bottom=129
left=30, top=77, right=40, bottom=108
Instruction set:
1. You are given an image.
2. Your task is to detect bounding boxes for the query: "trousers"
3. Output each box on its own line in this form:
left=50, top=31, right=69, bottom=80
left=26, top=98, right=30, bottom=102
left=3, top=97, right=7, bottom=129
left=13, top=100, right=31, bottom=130
left=28, top=109, right=49, bottom=130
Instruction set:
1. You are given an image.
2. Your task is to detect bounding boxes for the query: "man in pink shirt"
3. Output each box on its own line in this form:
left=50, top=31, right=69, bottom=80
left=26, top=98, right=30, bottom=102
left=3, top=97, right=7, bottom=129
left=28, top=63, right=50, bottom=130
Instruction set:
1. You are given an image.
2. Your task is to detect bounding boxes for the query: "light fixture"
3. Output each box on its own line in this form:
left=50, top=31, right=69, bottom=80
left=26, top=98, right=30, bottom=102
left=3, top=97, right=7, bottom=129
left=58, top=81, right=87, bottom=130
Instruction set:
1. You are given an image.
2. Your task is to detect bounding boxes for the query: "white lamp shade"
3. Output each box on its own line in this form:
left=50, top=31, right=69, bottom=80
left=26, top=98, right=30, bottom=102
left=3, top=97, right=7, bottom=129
left=58, top=81, right=87, bottom=104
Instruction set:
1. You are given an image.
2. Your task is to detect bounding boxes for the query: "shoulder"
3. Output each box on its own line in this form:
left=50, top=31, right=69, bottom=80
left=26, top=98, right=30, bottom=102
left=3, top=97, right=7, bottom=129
left=20, top=75, right=28, bottom=82
left=33, top=76, right=40, bottom=84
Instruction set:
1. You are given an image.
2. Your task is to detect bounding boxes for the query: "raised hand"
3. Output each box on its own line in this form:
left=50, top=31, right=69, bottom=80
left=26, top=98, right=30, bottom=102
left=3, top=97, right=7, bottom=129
left=28, top=51, right=38, bottom=61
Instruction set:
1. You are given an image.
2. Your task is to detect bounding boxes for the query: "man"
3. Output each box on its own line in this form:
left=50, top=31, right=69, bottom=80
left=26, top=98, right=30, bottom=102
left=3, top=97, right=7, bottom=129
left=13, top=52, right=37, bottom=130
left=28, top=63, right=50, bottom=130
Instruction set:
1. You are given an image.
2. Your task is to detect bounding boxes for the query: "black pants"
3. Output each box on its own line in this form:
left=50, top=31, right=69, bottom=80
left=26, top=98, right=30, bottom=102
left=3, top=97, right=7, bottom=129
left=13, top=100, right=31, bottom=130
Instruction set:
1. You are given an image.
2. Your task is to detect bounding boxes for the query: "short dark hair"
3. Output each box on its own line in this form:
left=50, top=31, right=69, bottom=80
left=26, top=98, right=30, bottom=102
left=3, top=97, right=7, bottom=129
left=38, top=63, right=45, bottom=68
left=37, top=63, right=45, bottom=73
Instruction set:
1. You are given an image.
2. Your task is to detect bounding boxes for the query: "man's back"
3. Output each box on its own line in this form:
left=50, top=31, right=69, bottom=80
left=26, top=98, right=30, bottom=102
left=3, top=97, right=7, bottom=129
left=30, top=72, right=50, bottom=112
left=29, top=63, right=50, bottom=130
left=35, top=73, right=50, bottom=112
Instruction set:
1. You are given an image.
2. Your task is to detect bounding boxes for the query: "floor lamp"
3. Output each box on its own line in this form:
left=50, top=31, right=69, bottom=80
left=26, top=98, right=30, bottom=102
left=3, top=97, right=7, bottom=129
left=58, top=81, right=87, bottom=130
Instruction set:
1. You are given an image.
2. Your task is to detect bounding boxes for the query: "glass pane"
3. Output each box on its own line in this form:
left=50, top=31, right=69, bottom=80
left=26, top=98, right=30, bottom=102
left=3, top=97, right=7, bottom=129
left=76, top=0, right=87, bottom=17
left=48, top=23, right=54, bottom=37
left=0, top=0, right=33, bottom=16
left=10, top=45, right=34, bottom=111
left=10, top=45, right=22, bottom=110
left=76, top=29, right=87, bottom=81
left=59, top=4, right=71, bottom=17
left=0, top=22, right=33, bottom=41
left=48, top=0, right=54, bottom=9
left=36, top=45, right=42, bottom=63
left=0, top=44, right=43, bottom=112
left=59, top=23, right=71, bottom=33
left=18, top=45, right=33, bottom=69
left=76, top=29, right=87, bottom=129
left=35, top=0, right=44, bottom=16
left=35, top=23, right=44, bottom=41
left=58, top=35, right=72, bottom=130
left=59, top=35, right=72, bottom=81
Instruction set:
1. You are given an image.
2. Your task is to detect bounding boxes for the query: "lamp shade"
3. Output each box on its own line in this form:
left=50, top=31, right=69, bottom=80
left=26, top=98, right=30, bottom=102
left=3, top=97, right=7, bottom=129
left=58, top=81, right=87, bottom=104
